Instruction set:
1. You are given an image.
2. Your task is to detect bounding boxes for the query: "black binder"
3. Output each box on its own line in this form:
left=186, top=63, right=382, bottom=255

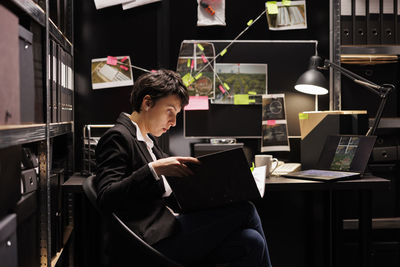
left=51, top=40, right=59, bottom=122
left=354, top=0, right=368, bottom=44
left=381, top=0, right=396, bottom=44
left=367, top=0, right=382, bottom=44
left=341, top=0, right=354, bottom=45
left=397, top=0, right=400, bottom=43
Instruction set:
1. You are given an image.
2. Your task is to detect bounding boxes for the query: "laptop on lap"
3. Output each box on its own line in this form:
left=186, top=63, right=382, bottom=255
left=282, top=135, right=376, bottom=182
left=166, top=148, right=262, bottom=213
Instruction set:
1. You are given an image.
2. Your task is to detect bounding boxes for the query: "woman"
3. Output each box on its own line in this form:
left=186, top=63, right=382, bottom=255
left=95, top=69, right=272, bottom=266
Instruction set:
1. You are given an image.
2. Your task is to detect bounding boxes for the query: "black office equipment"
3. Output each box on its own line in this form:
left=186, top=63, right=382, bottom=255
left=0, top=5, right=20, bottom=125
left=19, top=26, right=36, bottom=123
left=0, top=146, right=21, bottom=219
left=283, top=135, right=376, bottom=181
left=184, top=103, right=262, bottom=138
left=354, top=0, right=368, bottom=44
left=341, top=0, right=354, bottom=44
left=21, top=169, right=38, bottom=195
left=0, top=214, right=18, bottom=267
left=166, top=148, right=261, bottom=213
left=16, top=191, right=40, bottom=267
left=21, top=147, right=39, bottom=170
left=381, top=0, right=396, bottom=44
left=367, top=0, right=381, bottom=44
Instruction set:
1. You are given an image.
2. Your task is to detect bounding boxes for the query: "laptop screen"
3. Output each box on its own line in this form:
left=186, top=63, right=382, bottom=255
left=317, top=135, right=376, bottom=174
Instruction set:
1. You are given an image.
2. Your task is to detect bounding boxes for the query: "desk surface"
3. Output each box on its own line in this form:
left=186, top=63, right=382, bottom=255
left=64, top=174, right=390, bottom=193
left=265, top=175, right=390, bottom=191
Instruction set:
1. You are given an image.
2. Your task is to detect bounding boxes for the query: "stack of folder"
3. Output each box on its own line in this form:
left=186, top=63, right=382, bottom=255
left=341, top=0, right=399, bottom=45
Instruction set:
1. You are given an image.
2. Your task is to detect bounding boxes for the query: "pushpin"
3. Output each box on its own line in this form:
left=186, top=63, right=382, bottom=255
left=107, top=56, right=117, bottom=66
left=220, top=48, right=227, bottom=56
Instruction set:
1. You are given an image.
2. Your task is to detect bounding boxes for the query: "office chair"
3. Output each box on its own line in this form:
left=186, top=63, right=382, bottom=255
left=82, top=175, right=184, bottom=267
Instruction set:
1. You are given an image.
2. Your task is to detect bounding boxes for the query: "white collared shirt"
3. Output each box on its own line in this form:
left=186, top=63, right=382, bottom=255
left=125, top=113, right=173, bottom=197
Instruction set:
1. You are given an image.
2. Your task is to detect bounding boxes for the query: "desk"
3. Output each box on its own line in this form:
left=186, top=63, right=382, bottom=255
left=265, top=175, right=390, bottom=267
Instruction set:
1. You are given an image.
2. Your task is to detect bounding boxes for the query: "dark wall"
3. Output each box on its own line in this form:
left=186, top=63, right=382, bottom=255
left=74, top=0, right=330, bottom=165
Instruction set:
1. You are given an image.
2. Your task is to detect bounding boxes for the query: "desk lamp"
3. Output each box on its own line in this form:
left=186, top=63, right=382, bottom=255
left=295, top=56, right=329, bottom=111
left=295, top=55, right=394, bottom=136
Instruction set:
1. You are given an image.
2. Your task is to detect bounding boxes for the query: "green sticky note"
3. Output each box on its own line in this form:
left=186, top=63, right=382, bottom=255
left=182, top=73, right=195, bottom=87
left=250, top=162, right=255, bottom=172
left=187, top=59, right=191, bottom=67
left=248, top=91, right=257, bottom=95
left=282, top=0, right=291, bottom=6
left=299, top=113, right=309, bottom=120
left=247, top=19, right=253, bottom=26
left=220, top=48, right=227, bottom=56
left=234, top=94, right=250, bottom=105
left=197, top=44, right=204, bottom=51
left=195, top=73, right=203, bottom=80
left=266, top=1, right=278, bottom=14
left=249, top=99, right=256, bottom=103
left=223, top=82, right=230, bottom=90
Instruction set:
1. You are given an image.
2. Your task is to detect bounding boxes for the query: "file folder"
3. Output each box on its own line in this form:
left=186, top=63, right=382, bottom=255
left=354, top=0, right=368, bottom=44
left=397, top=0, right=400, bottom=43
left=341, top=0, right=354, bottom=44
left=367, top=0, right=381, bottom=44
left=381, top=0, right=396, bottom=44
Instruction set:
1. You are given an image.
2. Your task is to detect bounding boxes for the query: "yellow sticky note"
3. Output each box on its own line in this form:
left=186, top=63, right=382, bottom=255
left=247, top=19, right=253, bottom=26
left=220, top=48, right=227, bottom=56
left=223, top=82, right=230, bottom=90
left=299, top=113, right=309, bottom=120
left=182, top=73, right=195, bottom=87
left=282, top=0, right=291, bottom=6
left=187, top=59, right=191, bottom=67
left=234, top=94, right=250, bottom=105
left=195, top=73, right=203, bottom=80
left=197, top=44, right=204, bottom=51
left=248, top=91, right=257, bottom=95
left=266, top=1, right=278, bottom=14
left=249, top=99, right=256, bottom=103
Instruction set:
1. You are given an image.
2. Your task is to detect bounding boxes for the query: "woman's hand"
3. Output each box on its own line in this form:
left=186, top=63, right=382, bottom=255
left=151, top=157, right=200, bottom=177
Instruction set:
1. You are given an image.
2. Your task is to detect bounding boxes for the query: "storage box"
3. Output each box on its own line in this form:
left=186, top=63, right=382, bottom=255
left=299, top=111, right=368, bottom=169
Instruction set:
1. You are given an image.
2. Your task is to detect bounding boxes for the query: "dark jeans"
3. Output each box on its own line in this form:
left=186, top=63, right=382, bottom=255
left=153, top=201, right=272, bottom=267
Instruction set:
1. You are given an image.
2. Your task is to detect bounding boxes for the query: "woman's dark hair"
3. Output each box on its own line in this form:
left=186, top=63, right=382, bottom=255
left=130, top=69, right=189, bottom=112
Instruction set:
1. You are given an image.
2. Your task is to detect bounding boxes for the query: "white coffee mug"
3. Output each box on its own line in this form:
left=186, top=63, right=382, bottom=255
left=254, top=155, right=278, bottom=177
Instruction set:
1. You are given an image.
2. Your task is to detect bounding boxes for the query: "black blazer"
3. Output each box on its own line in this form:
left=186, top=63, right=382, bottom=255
left=95, top=113, right=178, bottom=245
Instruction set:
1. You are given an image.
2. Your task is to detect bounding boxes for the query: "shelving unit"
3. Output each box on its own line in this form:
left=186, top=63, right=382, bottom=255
left=1, top=0, right=75, bottom=266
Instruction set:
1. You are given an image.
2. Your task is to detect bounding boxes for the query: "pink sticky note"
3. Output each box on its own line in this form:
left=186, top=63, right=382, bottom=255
left=190, top=59, right=194, bottom=69
left=184, top=96, right=209, bottom=111
left=218, top=84, right=226, bottom=94
left=107, top=56, right=118, bottom=65
left=151, top=69, right=157, bottom=73
left=121, top=56, right=128, bottom=62
left=120, top=65, right=128, bottom=71
left=267, top=120, right=276, bottom=126
left=201, top=54, right=207, bottom=63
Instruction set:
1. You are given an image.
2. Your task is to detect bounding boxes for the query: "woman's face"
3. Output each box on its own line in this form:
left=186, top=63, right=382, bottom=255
left=144, top=94, right=182, bottom=137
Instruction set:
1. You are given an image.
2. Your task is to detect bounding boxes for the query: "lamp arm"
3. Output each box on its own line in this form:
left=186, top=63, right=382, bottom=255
left=322, top=59, right=394, bottom=136
left=323, top=59, right=382, bottom=96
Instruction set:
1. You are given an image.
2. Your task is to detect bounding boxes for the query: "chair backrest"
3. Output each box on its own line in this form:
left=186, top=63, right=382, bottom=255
left=82, top=175, right=184, bottom=267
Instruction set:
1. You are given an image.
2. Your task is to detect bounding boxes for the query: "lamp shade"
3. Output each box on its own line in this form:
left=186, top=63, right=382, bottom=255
left=295, top=69, right=329, bottom=95
left=295, top=55, right=329, bottom=95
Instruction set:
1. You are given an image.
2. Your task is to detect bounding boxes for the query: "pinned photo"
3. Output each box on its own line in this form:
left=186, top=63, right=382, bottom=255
left=91, top=56, right=133, bottom=89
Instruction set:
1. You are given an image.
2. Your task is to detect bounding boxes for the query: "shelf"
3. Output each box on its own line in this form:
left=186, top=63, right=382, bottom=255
left=369, top=117, right=400, bottom=129
left=49, top=19, right=73, bottom=54
left=0, top=122, right=73, bottom=148
left=0, top=124, right=46, bottom=149
left=341, top=45, right=400, bottom=55
left=8, top=0, right=46, bottom=27
left=49, top=122, right=73, bottom=138
left=50, top=225, right=74, bottom=267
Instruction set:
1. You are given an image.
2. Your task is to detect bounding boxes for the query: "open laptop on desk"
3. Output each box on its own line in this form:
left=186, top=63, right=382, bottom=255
left=282, top=135, right=376, bottom=182
left=166, top=147, right=263, bottom=213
